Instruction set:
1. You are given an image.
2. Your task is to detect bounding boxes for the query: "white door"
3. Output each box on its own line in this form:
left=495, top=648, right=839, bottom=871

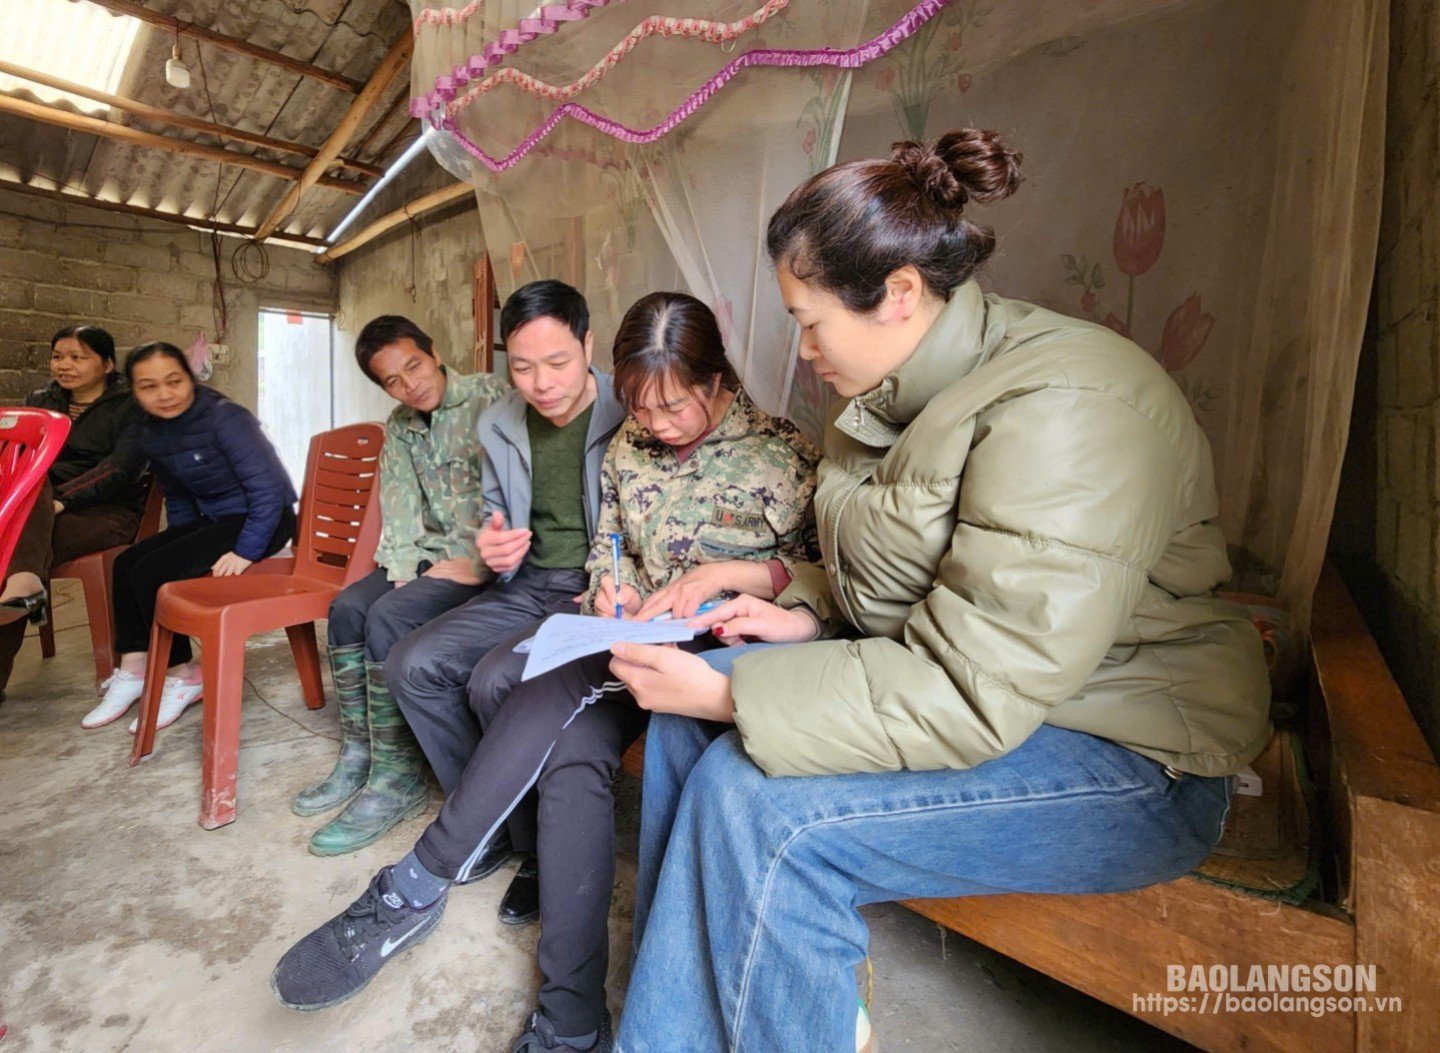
left=257, top=309, right=335, bottom=491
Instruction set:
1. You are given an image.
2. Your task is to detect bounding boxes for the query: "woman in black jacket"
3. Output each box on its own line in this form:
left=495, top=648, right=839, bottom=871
left=0, top=326, right=149, bottom=701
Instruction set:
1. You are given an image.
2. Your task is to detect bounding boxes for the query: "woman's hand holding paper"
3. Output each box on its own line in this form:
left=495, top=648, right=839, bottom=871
left=609, top=643, right=735, bottom=722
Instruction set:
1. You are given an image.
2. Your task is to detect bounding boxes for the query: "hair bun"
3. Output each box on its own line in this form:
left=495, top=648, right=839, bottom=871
left=891, top=139, right=969, bottom=209
left=891, top=130, right=1023, bottom=210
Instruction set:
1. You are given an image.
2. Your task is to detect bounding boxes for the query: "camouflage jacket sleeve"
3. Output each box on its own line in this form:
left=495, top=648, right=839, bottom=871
left=769, top=428, right=822, bottom=575
left=374, top=416, right=425, bottom=583
left=434, top=373, right=509, bottom=565
left=581, top=441, right=644, bottom=613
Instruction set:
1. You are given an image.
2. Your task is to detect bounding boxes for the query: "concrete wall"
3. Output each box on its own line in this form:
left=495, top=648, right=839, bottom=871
left=333, top=159, right=485, bottom=377
left=1330, top=0, right=1440, bottom=753
left=0, top=187, right=336, bottom=410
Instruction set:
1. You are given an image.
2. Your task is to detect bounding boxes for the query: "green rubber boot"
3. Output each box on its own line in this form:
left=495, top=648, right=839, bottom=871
left=308, top=662, right=429, bottom=856
left=292, top=643, right=371, bottom=817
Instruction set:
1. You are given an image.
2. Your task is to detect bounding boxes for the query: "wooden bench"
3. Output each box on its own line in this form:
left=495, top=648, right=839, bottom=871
left=620, top=566, right=1440, bottom=1051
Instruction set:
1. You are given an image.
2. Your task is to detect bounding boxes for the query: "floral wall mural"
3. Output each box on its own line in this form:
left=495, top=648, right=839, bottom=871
left=1061, top=183, right=1220, bottom=414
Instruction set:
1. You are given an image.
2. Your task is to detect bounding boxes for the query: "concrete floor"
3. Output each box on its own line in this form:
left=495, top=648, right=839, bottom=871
left=0, top=582, right=1191, bottom=1052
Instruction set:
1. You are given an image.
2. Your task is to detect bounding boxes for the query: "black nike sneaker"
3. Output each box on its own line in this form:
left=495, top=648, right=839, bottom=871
left=270, top=867, right=447, bottom=1011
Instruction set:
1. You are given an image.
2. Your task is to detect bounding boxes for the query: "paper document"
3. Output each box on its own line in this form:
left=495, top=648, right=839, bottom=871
left=520, top=613, right=699, bottom=681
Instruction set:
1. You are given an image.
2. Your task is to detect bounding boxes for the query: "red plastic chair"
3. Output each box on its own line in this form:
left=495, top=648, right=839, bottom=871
left=0, top=409, right=71, bottom=578
left=38, top=479, right=164, bottom=685
left=129, top=423, right=385, bottom=829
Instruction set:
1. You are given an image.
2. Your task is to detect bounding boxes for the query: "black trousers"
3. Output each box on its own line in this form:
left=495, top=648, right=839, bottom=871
left=387, top=565, right=589, bottom=794
left=412, top=631, right=718, bottom=1035
left=1, top=479, right=139, bottom=694
left=111, top=509, right=294, bottom=665
left=325, top=567, right=487, bottom=663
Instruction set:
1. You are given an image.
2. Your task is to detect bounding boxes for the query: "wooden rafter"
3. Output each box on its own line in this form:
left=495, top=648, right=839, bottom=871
left=317, top=182, right=473, bottom=263
left=0, top=94, right=366, bottom=194
left=0, top=177, right=328, bottom=249
left=253, top=33, right=413, bottom=242
left=0, top=59, right=382, bottom=178
left=351, top=88, right=412, bottom=162
left=83, top=0, right=364, bottom=94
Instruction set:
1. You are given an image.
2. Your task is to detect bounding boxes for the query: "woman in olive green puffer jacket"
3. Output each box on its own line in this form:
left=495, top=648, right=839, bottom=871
left=609, top=130, right=1273, bottom=1053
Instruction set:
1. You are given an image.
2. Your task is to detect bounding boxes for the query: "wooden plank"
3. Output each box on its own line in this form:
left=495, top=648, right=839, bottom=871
left=1353, top=796, right=1440, bottom=1049
left=0, top=59, right=381, bottom=177
left=1310, top=567, right=1440, bottom=811
left=473, top=252, right=496, bottom=372
left=317, top=182, right=474, bottom=263
left=254, top=33, right=413, bottom=241
left=84, top=0, right=364, bottom=94
left=907, top=881, right=1356, bottom=1053
left=0, top=95, right=363, bottom=194
left=0, top=177, right=328, bottom=249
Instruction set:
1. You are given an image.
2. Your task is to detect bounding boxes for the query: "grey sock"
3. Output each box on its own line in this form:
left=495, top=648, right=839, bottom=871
left=390, top=851, right=450, bottom=908
left=555, top=1030, right=597, bottom=1051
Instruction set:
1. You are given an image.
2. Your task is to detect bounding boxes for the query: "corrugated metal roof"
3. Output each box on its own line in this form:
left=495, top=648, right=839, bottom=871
left=0, top=0, right=414, bottom=240
left=0, top=0, right=142, bottom=116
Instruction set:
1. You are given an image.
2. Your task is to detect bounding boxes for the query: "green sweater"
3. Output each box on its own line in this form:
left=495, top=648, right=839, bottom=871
left=525, top=404, right=593, bottom=569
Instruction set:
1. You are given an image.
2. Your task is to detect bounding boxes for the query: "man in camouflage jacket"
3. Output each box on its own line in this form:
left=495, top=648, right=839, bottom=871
left=294, top=315, right=509, bottom=857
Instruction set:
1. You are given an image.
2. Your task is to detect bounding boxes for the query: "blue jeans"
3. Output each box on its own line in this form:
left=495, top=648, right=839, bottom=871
left=619, top=645, right=1231, bottom=1052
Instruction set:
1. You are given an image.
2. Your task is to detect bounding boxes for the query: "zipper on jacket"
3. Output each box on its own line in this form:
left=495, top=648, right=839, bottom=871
left=492, top=422, right=532, bottom=475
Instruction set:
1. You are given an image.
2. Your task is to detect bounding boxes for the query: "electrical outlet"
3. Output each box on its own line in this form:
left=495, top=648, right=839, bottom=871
left=211, top=343, right=230, bottom=364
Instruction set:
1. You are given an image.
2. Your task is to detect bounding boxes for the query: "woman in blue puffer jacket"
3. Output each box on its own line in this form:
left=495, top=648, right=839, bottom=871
left=83, top=342, right=298, bottom=732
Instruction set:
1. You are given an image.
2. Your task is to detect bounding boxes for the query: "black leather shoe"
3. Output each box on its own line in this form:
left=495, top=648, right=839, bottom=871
left=499, top=854, right=539, bottom=926
left=0, top=588, right=47, bottom=627
left=454, top=834, right=514, bottom=885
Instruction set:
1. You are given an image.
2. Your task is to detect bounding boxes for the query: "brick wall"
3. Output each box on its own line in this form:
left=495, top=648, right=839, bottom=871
left=1331, top=0, right=1440, bottom=752
left=0, top=187, right=337, bottom=410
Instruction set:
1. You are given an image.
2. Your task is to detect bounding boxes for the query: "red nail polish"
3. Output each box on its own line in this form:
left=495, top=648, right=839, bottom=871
left=713, top=626, right=725, bottom=636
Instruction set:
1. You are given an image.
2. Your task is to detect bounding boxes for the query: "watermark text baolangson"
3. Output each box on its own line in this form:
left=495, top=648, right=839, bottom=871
left=1131, top=964, right=1403, bottom=1019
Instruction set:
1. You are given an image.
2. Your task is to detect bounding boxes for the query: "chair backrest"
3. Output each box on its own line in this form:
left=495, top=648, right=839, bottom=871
left=292, top=422, right=386, bottom=588
left=0, top=409, right=71, bottom=578
left=133, top=476, right=165, bottom=542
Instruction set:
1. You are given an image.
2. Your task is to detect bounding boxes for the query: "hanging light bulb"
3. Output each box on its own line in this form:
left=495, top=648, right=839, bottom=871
left=165, top=39, right=191, bottom=89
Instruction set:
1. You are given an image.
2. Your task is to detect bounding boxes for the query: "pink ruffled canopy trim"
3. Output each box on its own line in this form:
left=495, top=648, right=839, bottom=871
left=428, top=0, right=955, bottom=173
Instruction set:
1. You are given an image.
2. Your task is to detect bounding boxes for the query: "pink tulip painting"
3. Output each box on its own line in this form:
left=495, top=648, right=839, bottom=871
left=1113, top=183, right=1166, bottom=277
left=1159, top=294, right=1215, bottom=372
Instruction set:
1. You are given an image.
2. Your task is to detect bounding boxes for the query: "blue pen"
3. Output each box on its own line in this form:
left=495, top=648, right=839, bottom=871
left=649, top=599, right=723, bottom=623
left=609, top=532, right=624, bottom=619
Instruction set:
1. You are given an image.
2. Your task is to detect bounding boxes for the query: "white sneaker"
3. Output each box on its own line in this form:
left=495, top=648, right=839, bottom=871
left=82, top=669, right=145, bottom=728
left=129, top=677, right=203, bottom=735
